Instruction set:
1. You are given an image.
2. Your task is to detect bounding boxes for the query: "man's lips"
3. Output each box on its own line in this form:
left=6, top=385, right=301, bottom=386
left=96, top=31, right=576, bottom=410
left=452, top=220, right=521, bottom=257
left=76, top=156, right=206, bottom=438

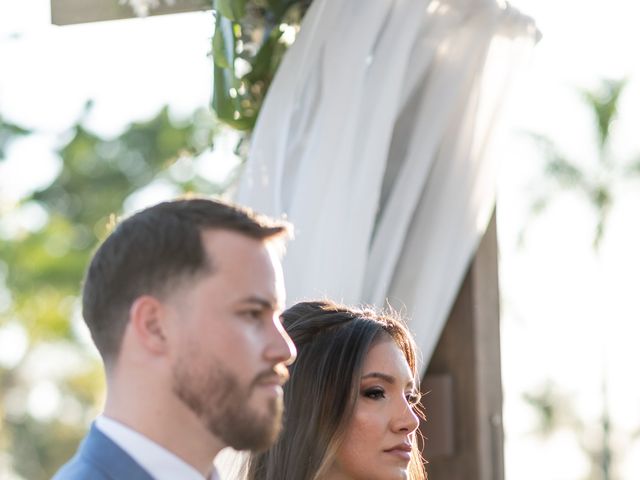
left=254, top=377, right=285, bottom=397
left=255, top=376, right=286, bottom=387
left=252, top=369, right=288, bottom=389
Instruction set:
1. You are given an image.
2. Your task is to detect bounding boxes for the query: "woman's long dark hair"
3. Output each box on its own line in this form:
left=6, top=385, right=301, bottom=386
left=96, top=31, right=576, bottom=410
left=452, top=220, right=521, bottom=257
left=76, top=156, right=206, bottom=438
left=245, top=300, right=426, bottom=480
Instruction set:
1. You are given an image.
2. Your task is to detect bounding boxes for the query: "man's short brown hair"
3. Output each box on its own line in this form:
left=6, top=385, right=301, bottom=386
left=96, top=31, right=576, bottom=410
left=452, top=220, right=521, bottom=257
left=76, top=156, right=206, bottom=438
left=82, top=197, right=290, bottom=363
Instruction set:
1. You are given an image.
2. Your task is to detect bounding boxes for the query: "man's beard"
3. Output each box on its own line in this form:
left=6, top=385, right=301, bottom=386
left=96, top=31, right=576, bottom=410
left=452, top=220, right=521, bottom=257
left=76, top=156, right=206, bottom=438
left=172, top=354, right=284, bottom=451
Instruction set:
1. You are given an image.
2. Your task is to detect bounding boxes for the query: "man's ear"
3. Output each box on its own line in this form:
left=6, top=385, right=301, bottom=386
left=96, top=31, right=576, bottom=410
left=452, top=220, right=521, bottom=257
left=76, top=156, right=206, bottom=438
left=128, top=295, right=170, bottom=356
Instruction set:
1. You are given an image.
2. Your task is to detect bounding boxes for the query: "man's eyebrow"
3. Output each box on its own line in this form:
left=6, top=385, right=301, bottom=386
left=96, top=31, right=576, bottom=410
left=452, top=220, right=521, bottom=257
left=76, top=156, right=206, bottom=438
left=236, top=296, right=281, bottom=310
left=362, top=372, right=416, bottom=389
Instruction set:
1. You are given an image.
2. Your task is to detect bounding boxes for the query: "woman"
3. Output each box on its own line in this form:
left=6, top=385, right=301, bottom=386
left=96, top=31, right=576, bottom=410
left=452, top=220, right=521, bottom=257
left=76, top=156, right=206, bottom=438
left=246, top=300, right=426, bottom=480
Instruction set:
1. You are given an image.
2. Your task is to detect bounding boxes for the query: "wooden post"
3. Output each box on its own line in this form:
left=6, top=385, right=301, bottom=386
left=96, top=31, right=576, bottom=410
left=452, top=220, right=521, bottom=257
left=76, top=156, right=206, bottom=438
left=420, top=212, right=504, bottom=480
left=50, top=0, right=209, bottom=25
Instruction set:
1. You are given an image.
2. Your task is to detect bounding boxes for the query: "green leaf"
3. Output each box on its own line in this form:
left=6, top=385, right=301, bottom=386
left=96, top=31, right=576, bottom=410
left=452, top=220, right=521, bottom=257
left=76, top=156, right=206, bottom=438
left=545, top=157, right=584, bottom=188
left=212, top=64, right=256, bottom=130
left=214, top=0, right=247, bottom=21
left=526, top=133, right=584, bottom=188
left=245, top=27, right=285, bottom=83
left=579, top=78, right=627, bottom=151
left=211, top=8, right=258, bottom=130
left=209, top=0, right=313, bottom=133
left=212, top=29, right=230, bottom=70
left=212, top=14, right=237, bottom=71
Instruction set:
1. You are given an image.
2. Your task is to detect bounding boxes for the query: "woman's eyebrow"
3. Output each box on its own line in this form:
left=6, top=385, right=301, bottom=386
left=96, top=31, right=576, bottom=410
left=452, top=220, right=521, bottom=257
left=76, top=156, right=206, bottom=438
left=362, top=372, right=395, bottom=384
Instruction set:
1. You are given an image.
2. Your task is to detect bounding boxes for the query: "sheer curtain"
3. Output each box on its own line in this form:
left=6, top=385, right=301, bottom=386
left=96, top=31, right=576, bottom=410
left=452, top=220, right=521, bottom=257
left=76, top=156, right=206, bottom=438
left=235, top=0, right=539, bottom=368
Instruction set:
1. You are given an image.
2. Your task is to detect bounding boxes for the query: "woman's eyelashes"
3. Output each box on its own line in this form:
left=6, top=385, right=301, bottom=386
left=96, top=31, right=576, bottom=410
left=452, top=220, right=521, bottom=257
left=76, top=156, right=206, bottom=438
left=361, top=386, right=421, bottom=406
left=363, top=387, right=385, bottom=400
left=406, top=391, right=421, bottom=405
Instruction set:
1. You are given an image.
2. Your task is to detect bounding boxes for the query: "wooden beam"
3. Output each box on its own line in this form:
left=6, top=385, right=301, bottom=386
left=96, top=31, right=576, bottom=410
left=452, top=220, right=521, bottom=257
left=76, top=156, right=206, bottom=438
left=420, top=212, right=504, bottom=479
left=421, top=374, right=455, bottom=456
left=51, top=0, right=210, bottom=26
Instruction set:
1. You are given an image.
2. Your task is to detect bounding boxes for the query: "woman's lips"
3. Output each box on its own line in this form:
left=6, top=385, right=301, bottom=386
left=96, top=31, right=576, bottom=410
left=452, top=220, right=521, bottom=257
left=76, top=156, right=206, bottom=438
left=384, top=443, right=412, bottom=461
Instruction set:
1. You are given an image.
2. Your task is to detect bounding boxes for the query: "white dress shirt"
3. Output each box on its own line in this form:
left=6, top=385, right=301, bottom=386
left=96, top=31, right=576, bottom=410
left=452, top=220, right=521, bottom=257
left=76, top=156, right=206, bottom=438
left=95, top=415, right=220, bottom=480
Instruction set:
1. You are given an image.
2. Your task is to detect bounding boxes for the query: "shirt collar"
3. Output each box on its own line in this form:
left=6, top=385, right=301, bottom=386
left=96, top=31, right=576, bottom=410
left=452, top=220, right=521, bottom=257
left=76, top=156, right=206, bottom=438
left=96, top=415, right=219, bottom=480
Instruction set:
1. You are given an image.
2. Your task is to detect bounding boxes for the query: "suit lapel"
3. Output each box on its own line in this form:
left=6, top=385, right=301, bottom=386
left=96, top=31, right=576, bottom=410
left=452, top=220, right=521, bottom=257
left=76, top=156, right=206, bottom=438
left=78, top=423, right=156, bottom=480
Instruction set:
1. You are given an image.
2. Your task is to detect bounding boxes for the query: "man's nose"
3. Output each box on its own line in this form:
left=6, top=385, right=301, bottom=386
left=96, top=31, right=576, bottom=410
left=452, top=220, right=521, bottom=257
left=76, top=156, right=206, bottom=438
left=265, top=315, right=297, bottom=366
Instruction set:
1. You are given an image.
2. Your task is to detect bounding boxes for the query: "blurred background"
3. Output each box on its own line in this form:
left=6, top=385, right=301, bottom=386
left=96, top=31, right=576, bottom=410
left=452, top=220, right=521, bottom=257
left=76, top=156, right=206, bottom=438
left=0, top=0, right=638, bottom=479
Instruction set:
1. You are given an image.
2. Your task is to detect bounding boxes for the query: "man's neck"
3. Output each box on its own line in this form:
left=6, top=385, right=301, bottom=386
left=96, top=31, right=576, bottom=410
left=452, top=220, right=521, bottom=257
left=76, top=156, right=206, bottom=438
left=104, top=382, right=225, bottom=477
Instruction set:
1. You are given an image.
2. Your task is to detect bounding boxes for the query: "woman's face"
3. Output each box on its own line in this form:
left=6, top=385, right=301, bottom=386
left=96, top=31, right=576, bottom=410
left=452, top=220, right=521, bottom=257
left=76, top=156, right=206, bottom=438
left=328, top=336, right=421, bottom=480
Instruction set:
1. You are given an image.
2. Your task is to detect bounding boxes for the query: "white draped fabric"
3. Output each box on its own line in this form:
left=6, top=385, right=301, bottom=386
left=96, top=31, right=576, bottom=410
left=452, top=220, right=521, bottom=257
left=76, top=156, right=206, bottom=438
left=235, top=0, right=538, bottom=369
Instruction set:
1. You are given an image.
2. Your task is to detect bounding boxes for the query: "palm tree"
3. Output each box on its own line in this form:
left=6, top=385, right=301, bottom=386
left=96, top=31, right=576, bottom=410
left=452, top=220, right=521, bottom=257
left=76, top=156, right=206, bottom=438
left=524, top=78, right=640, bottom=480
left=526, top=78, right=639, bottom=251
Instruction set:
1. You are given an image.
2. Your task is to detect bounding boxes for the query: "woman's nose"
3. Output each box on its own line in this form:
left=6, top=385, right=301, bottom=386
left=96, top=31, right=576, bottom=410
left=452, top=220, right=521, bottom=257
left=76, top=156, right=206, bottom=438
left=392, top=398, right=420, bottom=433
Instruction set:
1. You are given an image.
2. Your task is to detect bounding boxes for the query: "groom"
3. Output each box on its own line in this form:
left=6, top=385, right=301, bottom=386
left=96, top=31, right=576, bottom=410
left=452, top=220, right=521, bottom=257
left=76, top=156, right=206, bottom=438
left=53, top=197, right=297, bottom=479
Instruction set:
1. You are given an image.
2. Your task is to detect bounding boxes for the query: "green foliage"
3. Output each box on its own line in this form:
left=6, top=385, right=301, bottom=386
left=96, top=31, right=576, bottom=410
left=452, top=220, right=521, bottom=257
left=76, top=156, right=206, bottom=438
left=211, top=0, right=311, bottom=130
left=7, top=417, right=87, bottom=480
left=215, top=0, right=248, bottom=20
left=524, top=380, right=627, bottom=480
left=0, top=115, right=30, bottom=160
left=523, top=381, right=579, bottom=437
left=0, top=103, right=220, bottom=479
left=1, top=6, right=309, bottom=478
left=524, top=78, right=639, bottom=251
left=579, top=79, right=626, bottom=153
left=60, top=362, right=106, bottom=408
left=31, top=104, right=217, bottom=231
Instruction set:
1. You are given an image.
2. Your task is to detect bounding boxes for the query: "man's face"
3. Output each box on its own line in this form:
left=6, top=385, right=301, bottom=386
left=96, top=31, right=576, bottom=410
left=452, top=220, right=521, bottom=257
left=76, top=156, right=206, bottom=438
left=165, top=229, right=296, bottom=451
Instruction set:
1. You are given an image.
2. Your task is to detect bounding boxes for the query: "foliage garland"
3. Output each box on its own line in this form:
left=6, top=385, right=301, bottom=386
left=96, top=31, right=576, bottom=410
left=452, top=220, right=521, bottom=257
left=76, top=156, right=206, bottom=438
left=211, top=0, right=312, bottom=130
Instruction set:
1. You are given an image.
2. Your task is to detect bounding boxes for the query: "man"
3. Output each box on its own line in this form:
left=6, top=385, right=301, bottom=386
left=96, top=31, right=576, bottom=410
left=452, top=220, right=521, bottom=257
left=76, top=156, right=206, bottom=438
left=53, top=197, right=297, bottom=480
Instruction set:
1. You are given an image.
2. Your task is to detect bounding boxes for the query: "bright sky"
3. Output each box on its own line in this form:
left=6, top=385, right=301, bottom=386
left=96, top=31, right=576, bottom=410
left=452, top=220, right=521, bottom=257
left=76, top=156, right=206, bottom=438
left=496, top=1, right=640, bottom=478
left=1, top=0, right=639, bottom=479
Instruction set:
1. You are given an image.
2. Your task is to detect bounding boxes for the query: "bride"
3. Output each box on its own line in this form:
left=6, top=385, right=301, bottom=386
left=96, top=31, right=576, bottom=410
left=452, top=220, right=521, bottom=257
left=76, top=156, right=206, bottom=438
left=245, top=300, right=427, bottom=480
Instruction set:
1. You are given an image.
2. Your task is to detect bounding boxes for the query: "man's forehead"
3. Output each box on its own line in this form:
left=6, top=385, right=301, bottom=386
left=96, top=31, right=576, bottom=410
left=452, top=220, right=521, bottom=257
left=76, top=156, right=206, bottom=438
left=199, top=229, right=285, bottom=303
left=201, top=230, right=274, bottom=265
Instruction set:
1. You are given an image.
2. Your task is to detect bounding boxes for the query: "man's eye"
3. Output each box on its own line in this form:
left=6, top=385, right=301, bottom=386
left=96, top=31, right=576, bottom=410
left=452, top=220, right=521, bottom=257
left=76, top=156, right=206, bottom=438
left=242, top=310, right=263, bottom=320
left=363, top=387, right=385, bottom=400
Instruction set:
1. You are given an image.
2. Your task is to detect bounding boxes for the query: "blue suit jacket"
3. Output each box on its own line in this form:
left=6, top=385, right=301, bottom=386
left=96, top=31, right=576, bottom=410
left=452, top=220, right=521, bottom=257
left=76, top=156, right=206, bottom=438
left=52, top=423, right=155, bottom=480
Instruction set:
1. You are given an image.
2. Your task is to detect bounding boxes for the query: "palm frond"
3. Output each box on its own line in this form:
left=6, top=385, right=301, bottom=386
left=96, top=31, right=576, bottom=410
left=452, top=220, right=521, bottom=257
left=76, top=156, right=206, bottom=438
left=579, top=78, right=627, bottom=152
left=526, top=132, right=585, bottom=187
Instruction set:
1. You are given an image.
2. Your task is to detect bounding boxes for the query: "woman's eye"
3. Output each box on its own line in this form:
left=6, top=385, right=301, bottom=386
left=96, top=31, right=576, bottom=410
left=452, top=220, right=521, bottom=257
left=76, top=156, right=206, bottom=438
left=363, top=388, right=385, bottom=400
left=406, top=392, right=421, bottom=405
